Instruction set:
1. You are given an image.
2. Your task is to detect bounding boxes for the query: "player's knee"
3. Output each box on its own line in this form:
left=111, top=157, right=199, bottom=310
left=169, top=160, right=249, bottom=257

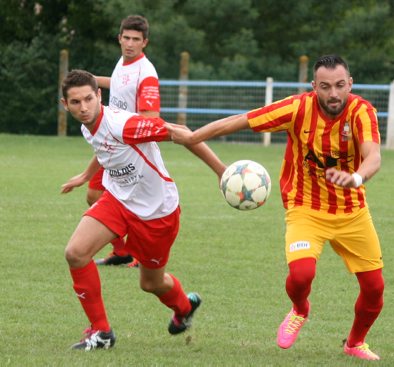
left=358, top=269, right=384, bottom=299
left=139, top=279, right=158, bottom=294
left=289, top=257, right=316, bottom=286
left=65, top=245, right=78, bottom=264
left=369, top=278, right=384, bottom=298
left=65, top=244, right=87, bottom=267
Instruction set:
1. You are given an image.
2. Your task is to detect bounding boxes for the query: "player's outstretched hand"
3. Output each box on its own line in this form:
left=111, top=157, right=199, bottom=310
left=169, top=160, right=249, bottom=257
left=165, top=123, right=193, bottom=145
left=326, top=167, right=357, bottom=188
left=61, top=173, right=88, bottom=194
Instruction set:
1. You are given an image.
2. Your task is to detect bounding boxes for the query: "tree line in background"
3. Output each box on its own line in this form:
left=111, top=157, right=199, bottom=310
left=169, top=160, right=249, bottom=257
left=1, top=0, right=394, bottom=135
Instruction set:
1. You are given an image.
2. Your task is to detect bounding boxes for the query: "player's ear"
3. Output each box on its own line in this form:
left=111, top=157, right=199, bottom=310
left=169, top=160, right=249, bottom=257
left=311, top=80, right=316, bottom=91
left=348, top=76, right=353, bottom=91
left=61, top=98, right=69, bottom=111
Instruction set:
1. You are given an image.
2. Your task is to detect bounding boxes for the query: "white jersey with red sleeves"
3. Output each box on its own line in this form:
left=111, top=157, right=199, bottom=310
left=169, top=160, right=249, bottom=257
left=109, top=53, right=160, bottom=113
left=81, top=105, right=178, bottom=220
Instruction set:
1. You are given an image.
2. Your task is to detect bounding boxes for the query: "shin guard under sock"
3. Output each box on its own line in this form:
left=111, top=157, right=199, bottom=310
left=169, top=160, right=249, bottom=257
left=70, top=260, right=110, bottom=332
left=158, top=274, right=191, bottom=316
left=347, top=269, right=384, bottom=347
left=286, top=258, right=316, bottom=316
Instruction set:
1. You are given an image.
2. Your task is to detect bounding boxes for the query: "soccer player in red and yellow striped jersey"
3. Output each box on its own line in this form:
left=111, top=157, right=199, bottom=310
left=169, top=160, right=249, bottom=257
left=168, top=55, right=384, bottom=361
left=248, top=88, right=379, bottom=215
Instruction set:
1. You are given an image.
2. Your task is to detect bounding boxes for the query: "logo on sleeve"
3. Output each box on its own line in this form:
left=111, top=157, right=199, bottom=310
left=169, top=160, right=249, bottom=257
left=289, top=241, right=311, bottom=252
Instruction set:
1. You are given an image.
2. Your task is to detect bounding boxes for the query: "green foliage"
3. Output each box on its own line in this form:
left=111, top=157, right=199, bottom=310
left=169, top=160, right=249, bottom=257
left=1, top=134, right=394, bottom=366
left=0, top=0, right=39, bottom=42
left=341, top=3, right=394, bottom=82
left=0, top=34, right=59, bottom=134
left=150, top=14, right=207, bottom=79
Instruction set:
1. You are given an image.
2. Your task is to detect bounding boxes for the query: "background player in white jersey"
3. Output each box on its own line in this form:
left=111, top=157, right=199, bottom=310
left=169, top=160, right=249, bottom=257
left=60, top=69, right=225, bottom=350
left=85, top=15, right=162, bottom=266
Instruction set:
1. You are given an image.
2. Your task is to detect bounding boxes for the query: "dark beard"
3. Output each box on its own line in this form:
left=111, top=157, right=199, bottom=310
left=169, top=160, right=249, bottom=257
left=318, top=97, right=347, bottom=118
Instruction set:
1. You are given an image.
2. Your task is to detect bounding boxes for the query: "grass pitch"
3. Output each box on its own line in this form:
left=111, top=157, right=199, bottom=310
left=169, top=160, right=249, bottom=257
left=0, top=133, right=393, bottom=366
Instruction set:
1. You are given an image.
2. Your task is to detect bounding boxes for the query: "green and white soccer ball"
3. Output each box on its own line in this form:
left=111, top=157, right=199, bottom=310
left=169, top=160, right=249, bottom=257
left=220, top=160, right=271, bottom=210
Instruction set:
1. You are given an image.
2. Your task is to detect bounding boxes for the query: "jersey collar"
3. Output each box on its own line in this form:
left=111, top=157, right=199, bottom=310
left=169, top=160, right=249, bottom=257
left=91, top=105, right=104, bottom=135
left=122, top=53, right=145, bottom=66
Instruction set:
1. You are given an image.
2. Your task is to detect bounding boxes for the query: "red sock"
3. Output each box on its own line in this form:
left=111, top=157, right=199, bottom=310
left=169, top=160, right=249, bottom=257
left=158, top=274, right=191, bottom=317
left=111, top=237, right=128, bottom=256
left=286, top=258, right=316, bottom=316
left=347, top=269, right=384, bottom=347
left=69, top=260, right=110, bottom=332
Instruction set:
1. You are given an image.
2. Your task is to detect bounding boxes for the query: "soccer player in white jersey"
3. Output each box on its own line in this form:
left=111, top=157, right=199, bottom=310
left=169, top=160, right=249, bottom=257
left=88, top=15, right=161, bottom=266
left=60, top=69, right=226, bottom=350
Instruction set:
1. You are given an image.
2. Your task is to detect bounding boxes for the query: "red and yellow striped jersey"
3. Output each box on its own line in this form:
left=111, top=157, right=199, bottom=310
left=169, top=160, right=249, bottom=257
left=247, top=92, right=380, bottom=214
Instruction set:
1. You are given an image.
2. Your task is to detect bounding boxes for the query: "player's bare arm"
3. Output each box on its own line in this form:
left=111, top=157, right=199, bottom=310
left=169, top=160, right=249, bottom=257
left=61, top=155, right=101, bottom=193
left=165, top=123, right=193, bottom=144
left=326, top=141, right=381, bottom=188
left=170, top=113, right=249, bottom=145
left=94, top=76, right=111, bottom=89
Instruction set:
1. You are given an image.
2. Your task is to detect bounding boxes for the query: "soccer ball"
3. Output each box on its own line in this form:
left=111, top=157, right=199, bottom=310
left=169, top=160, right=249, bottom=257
left=220, top=160, right=271, bottom=210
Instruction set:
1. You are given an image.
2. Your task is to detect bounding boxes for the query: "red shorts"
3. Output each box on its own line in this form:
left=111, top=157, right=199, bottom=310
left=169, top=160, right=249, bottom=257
left=85, top=191, right=180, bottom=269
left=88, top=167, right=105, bottom=191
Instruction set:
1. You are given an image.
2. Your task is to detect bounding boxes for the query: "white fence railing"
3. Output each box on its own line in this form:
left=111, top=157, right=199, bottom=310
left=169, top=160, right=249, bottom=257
left=160, top=79, right=394, bottom=148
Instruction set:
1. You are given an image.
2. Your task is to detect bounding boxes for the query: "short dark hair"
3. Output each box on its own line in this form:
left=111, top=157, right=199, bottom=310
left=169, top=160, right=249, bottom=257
left=119, top=15, right=149, bottom=39
left=313, top=55, right=350, bottom=76
left=62, top=69, right=98, bottom=99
